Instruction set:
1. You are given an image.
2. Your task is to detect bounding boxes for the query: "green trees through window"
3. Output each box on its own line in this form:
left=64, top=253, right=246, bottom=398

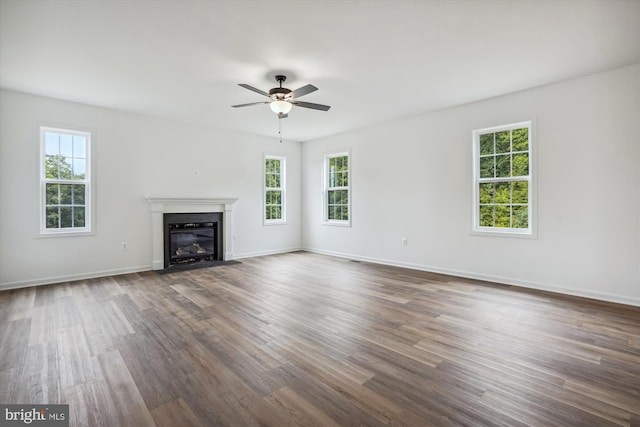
left=475, top=124, right=531, bottom=232
left=326, top=153, right=349, bottom=222
left=42, top=128, right=90, bottom=232
left=264, top=155, right=285, bottom=222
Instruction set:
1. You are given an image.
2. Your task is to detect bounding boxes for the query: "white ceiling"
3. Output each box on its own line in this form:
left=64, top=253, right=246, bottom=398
left=1, top=0, right=639, bottom=142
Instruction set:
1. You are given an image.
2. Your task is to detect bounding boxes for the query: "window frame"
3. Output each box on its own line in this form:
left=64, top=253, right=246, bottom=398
left=323, top=151, right=351, bottom=227
left=39, top=126, right=93, bottom=236
left=472, top=121, right=534, bottom=237
left=263, top=154, right=286, bottom=225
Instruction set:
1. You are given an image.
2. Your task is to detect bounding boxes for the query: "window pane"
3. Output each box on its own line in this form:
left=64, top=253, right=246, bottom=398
left=496, top=131, right=510, bottom=153
left=73, top=207, right=86, bottom=227
left=479, top=133, right=494, bottom=155
left=328, top=206, right=336, bottom=220
left=60, top=134, right=73, bottom=157
left=45, top=133, right=59, bottom=156
left=329, top=158, right=337, bottom=173
left=495, top=154, right=511, bottom=177
left=273, top=206, right=282, bottom=220
left=328, top=190, right=335, bottom=204
left=341, top=206, right=349, bottom=220
left=512, top=153, right=529, bottom=176
left=342, top=171, right=349, bottom=186
left=479, top=183, right=494, bottom=204
left=495, top=182, right=510, bottom=204
left=272, top=191, right=282, bottom=205
left=512, top=128, right=528, bottom=151
left=73, top=158, right=86, bottom=180
left=512, top=181, right=528, bottom=204
left=60, top=206, right=73, bottom=228
left=46, top=206, right=59, bottom=228
left=266, top=174, right=275, bottom=188
left=73, top=136, right=86, bottom=158
left=59, top=156, right=73, bottom=179
left=45, top=155, right=59, bottom=179
left=46, top=183, right=59, bottom=204
left=512, top=205, right=528, bottom=228
left=73, top=184, right=85, bottom=205
left=479, top=205, right=494, bottom=227
left=329, top=172, right=336, bottom=188
left=479, top=156, right=494, bottom=178
left=60, top=184, right=72, bottom=204
left=495, top=205, right=510, bottom=228
left=340, top=190, right=349, bottom=205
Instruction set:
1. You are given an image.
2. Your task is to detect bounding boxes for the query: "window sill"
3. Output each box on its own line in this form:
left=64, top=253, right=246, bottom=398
left=264, top=220, right=287, bottom=226
left=471, top=228, right=536, bottom=239
left=38, top=230, right=95, bottom=238
left=323, top=221, right=351, bottom=227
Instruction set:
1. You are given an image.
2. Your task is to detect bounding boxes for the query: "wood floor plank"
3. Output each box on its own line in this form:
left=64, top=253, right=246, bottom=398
left=264, top=386, right=343, bottom=427
left=1, top=251, right=639, bottom=426
left=150, top=398, right=205, bottom=427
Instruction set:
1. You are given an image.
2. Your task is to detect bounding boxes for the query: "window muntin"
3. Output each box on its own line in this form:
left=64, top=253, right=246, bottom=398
left=40, top=127, right=91, bottom=234
left=324, top=152, right=350, bottom=224
left=264, top=155, right=285, bottom=224
left=473, top=122, right=531, bottom=234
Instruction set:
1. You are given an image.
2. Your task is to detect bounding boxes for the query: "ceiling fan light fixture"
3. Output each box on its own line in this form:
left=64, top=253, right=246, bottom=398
left=270, top=100, right=292, bottom=115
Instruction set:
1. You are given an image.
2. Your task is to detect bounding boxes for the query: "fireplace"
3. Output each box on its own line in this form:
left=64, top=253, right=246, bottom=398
left=147, top=197, right=238, bottom=271
left=163, top=212, right=223, bottom=268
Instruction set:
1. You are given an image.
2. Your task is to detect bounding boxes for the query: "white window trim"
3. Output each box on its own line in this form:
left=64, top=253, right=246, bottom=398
left=39, top=126, right=94, bottom=237
left=323, top=151, right=351, bottom=227
left=471, top=120, right=536, bottom=238
left=263, top=154, right=286, bottom=225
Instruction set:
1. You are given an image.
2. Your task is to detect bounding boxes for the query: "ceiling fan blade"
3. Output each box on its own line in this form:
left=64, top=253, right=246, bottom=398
left=231, top=101, right=269, bottom=108
left=290, top=84, right=318, bottom=99
left=238, top=83, right=269, bottom=97
left=291, top=101, right=331, bottom=111
left=278, top=112, right=288, bottom=119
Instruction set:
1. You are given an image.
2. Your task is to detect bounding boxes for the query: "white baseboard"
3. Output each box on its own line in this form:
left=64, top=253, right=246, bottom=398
left=234, top=247, right=303, bottom=260
left=0, top=265, right=152, bottom=292
left=303, top=247, right=640, bottom=307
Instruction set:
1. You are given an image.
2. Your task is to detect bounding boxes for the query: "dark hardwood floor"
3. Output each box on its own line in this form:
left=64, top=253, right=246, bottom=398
left=1, top=251, right=639, bottom=426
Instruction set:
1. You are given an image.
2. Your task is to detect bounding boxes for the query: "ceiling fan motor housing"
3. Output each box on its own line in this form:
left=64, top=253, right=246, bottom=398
left=269, top=87, right=292, bottom=100
left=269, top=75, right=292, bottom=100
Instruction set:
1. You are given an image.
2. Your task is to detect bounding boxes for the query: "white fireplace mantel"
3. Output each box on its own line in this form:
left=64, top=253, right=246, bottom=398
left=146, top=196, right=238, bottom=270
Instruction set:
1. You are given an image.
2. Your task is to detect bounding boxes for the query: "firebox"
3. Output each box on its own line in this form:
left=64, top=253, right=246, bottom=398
left=163, top=212, right=223, bottom=268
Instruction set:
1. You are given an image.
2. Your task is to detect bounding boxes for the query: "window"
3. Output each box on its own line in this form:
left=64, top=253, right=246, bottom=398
left=324, top=152, right=350, bottom=225
left=264, top=155, right=285, bottom=224
left=473, top=121, right=532, bottom=235
left=40, top=126, right=92, bottom=235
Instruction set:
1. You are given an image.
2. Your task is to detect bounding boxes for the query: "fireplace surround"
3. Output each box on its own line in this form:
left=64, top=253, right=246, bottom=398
left=147, top=197, right=238, bottom=270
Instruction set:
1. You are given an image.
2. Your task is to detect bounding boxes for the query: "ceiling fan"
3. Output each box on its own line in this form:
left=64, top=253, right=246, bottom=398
left=232, top=75, right=331, bottom=119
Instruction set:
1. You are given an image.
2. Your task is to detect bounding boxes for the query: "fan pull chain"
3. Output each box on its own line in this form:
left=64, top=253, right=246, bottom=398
left=278, top=117, right=283, bottom=143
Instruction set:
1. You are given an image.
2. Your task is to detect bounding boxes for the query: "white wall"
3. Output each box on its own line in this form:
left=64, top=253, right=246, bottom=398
left=303, top=64, right=640, bottom=306
left=0, top=90, right=302, bottom=288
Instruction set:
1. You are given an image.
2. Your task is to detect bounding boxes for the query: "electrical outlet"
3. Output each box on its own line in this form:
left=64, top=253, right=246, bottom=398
left=402, top=238, right=408, bottom=247
left=122, top=242, right=128, bottom=250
